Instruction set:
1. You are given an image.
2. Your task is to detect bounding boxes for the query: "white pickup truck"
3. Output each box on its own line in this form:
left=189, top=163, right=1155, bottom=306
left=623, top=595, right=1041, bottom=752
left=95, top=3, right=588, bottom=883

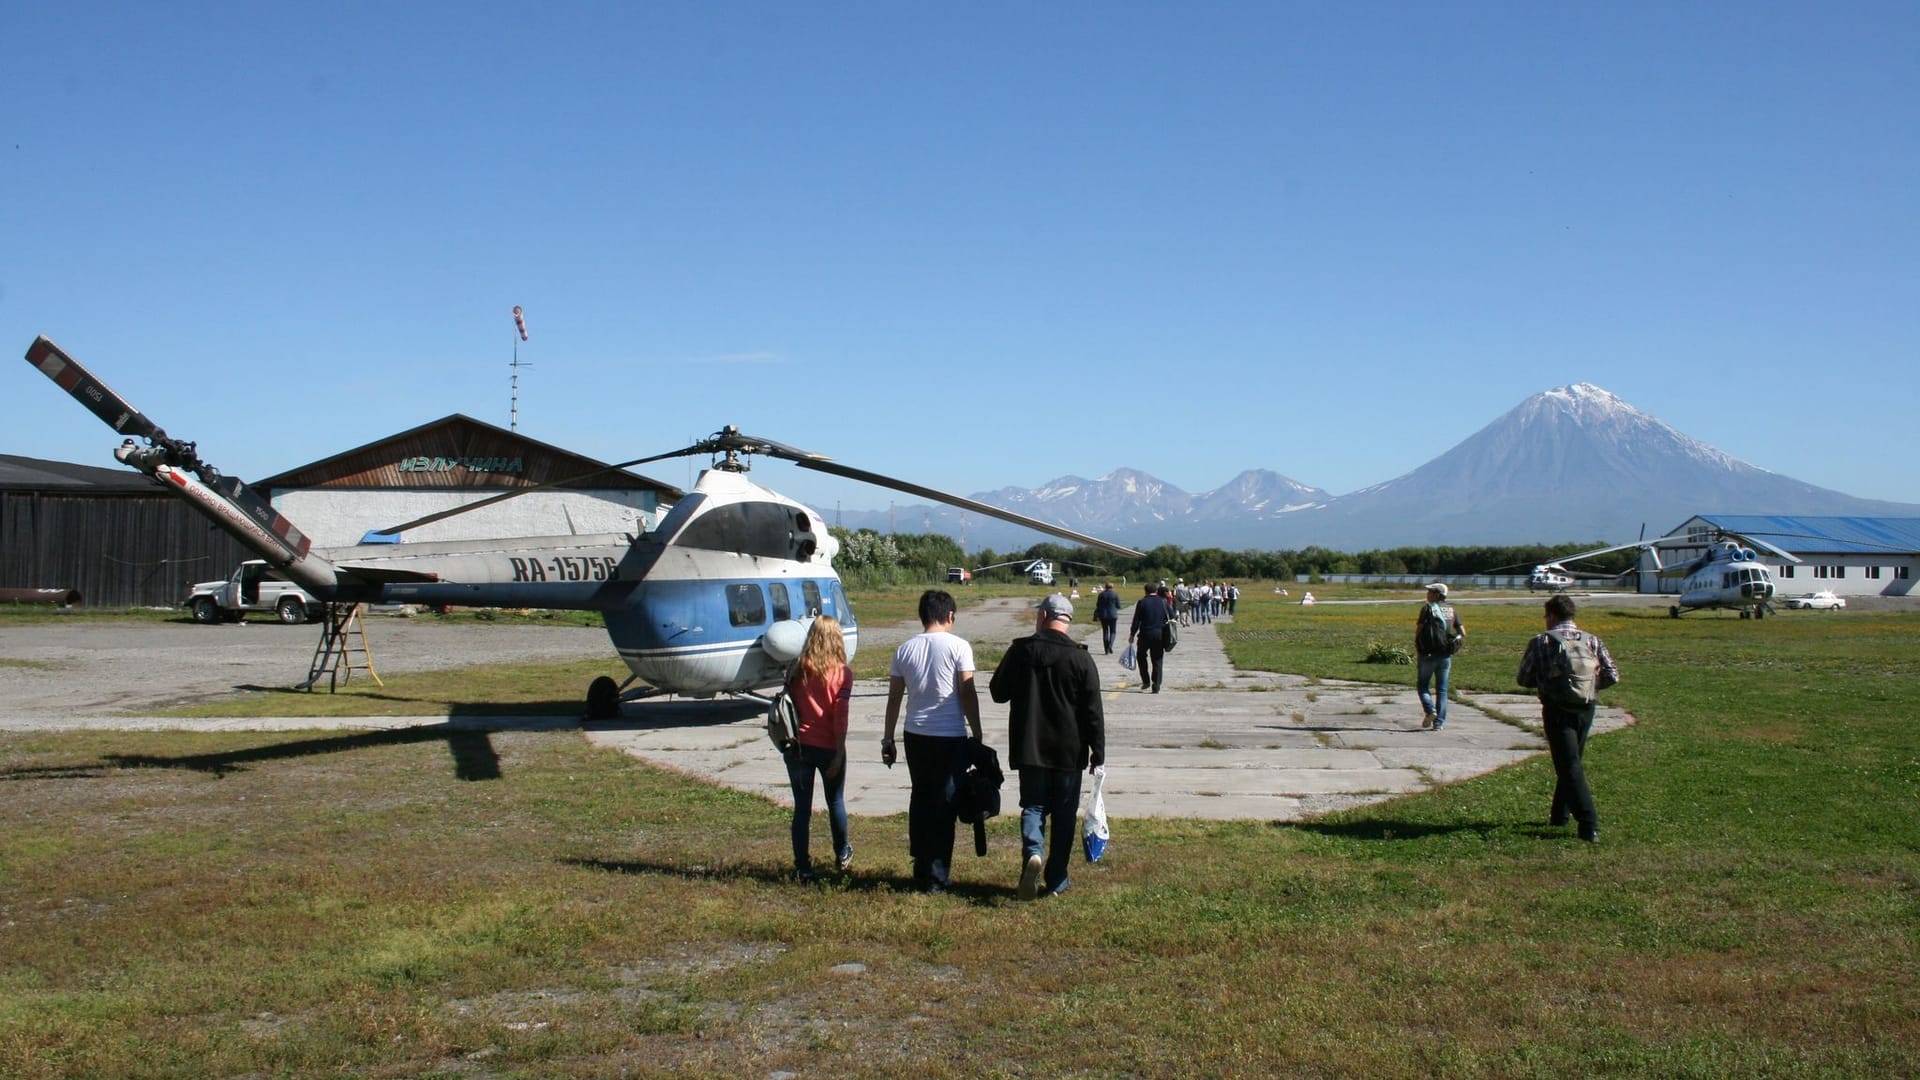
left=186, top=560, right=326, bottom=625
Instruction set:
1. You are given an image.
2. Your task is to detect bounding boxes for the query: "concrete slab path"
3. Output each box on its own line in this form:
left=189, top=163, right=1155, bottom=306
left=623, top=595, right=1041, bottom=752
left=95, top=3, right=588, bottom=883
left=584, top=596, right=1632, bottom=822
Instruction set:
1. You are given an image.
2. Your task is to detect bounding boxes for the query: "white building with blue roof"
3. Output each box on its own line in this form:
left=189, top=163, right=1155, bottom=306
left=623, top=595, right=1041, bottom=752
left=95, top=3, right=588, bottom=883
left=1655, top=515, right=1920, bottom=598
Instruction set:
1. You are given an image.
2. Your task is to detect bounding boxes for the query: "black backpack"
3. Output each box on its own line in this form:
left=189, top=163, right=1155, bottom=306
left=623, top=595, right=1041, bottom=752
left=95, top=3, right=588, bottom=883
left=1418, top=603, right=1459, bottom=657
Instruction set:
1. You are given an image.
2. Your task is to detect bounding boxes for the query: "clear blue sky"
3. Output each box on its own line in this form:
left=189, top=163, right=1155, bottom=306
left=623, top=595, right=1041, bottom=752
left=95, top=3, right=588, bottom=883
left=6, top=3, right=1916, bottom=520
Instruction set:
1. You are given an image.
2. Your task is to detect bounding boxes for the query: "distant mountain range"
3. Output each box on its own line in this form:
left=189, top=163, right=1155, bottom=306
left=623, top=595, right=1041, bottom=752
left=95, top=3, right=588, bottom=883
left=831, top=383, right=1920, bottom=552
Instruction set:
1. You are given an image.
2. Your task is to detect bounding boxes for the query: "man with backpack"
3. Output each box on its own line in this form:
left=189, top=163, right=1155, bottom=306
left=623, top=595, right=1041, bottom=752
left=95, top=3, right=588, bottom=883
left=1414, top=583, right=1465, bottom=730
left=1516, top=594, right=1620, bottom=844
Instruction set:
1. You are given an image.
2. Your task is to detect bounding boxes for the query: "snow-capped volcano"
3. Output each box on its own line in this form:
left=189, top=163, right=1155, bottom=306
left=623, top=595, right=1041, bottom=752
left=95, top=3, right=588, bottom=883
left=834, top=383, right=1916, bottom=551
left=1292, top=383, right=1908, bottom=548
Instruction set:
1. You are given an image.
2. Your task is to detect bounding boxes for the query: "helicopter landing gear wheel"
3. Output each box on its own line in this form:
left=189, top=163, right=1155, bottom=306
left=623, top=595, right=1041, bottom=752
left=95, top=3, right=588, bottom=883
left=1669, top=605, right=1681, bottom=618
left=1739, top=609, right=1751, bottom=619
left=1754, top=606, right=1765, bottom=620
left=585, top=676, right=621, bottom=722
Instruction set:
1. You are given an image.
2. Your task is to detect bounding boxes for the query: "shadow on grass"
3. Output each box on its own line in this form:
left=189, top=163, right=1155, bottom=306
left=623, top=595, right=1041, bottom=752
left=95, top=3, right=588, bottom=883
left=566, top=857, right=1018, bottom=906
left=94, top=725, right=515, bottom=781
left=233, top=683, right=594, bottom=718
left=1287, top=819, right=1506, bottom=841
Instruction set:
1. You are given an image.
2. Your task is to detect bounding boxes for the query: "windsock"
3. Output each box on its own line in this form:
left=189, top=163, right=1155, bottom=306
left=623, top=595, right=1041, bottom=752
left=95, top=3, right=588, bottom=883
left=512, top=305, right=529, bottom=341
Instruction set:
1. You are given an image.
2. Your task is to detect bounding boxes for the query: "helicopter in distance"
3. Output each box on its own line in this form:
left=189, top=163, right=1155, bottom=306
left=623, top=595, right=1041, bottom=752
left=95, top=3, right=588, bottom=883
left=1522, top=531, right=1801, bottom=619
left=965, top=558, right=1111, bottom=587
left=24, top=336, right=1144, bottom=717
left=1484, top=557, right=1625, bottom=592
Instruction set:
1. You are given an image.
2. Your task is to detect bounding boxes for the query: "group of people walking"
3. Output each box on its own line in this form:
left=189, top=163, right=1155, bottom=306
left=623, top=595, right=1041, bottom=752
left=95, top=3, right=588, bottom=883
left=781, top=589, right=1103, bottom=898
left=775, top=581, right=1620, bottom=895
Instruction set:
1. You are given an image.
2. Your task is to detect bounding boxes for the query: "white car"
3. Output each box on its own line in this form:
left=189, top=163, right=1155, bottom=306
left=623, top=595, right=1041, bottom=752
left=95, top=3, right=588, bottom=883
left=1783, top=590, right=1846, bottom=611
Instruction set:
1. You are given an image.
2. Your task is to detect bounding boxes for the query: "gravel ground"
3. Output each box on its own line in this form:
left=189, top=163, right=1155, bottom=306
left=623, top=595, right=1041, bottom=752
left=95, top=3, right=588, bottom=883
left=0, top=603, right=1020, bottom=725
left=0, top=616, right=615, bottom=719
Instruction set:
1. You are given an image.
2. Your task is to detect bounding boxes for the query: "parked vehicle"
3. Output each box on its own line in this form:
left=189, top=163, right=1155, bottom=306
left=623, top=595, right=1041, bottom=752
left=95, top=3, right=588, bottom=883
left=186, top=560, right=325, bottom=624
left=1782, top=589, right=1847, bottom=611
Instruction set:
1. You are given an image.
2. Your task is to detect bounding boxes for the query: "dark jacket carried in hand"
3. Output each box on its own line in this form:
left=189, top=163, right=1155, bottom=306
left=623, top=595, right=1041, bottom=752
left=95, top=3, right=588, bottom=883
left=990, top=628, right=1105, bottom=771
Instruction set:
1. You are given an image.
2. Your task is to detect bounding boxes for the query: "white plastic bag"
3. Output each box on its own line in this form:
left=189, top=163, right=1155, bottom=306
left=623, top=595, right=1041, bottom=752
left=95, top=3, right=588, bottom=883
left=1082, top=766, right=1109, bottom=863
left=1119, top=644, right=1136, bottom=671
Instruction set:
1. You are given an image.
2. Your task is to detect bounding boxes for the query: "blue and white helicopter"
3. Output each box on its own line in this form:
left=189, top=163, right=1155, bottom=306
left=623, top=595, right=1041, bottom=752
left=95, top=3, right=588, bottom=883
left=1537, top=531, right=1799, bottom=619
left=25, top=336, right=1143, bottom=717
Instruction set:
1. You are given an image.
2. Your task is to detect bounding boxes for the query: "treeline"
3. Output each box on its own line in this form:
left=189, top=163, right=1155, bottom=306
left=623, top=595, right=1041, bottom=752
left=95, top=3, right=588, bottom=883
left=827, top=527, right=1635, bottom=588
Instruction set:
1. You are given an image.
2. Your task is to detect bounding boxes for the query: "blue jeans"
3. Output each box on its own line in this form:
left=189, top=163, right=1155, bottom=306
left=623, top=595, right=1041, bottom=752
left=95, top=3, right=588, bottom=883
left=785, top=743, right=850, bottom=873
left=1019, top=766, right=1084, bottom=894
left=1417, top=654, right=1452, bottom=725
left=904, top=732, right=971, bottom=890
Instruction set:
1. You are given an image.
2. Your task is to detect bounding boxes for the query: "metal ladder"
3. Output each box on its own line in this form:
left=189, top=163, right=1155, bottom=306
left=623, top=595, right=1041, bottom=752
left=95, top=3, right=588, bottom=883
left=300, top=602, right=383, bottom=692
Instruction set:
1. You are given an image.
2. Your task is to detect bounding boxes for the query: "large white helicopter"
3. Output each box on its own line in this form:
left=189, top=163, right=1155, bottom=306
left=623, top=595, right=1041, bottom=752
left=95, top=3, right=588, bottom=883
left=1534, top=531, right=1799, bottom=619
left=25, top=337, right=1143, bottom=716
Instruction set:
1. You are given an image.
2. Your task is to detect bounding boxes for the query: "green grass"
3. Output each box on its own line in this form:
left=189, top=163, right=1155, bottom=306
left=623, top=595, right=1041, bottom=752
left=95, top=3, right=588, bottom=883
left=1, top=591, right=1916, bottom=1076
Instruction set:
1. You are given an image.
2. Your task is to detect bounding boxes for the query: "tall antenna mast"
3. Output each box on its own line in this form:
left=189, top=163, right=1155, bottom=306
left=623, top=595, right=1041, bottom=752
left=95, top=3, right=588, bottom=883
left=509, top=305, right=531, bottom=431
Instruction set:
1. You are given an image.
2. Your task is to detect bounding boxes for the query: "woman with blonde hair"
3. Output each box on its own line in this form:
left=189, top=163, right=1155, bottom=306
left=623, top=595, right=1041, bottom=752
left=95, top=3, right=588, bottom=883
left=785, top=615, right=853, bottom=882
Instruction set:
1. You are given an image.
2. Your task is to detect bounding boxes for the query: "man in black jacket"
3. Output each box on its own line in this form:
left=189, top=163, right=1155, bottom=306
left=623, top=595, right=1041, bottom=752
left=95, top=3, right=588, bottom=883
left=990, top=592, right=1105, bottom=899
left=1127, top=584, right=1174, bottom=693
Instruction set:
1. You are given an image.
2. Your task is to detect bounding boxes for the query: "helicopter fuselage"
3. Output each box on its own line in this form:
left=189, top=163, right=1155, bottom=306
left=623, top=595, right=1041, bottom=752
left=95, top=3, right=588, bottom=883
left=1668, top=543, right=1777, bottom=618
left=312, top=472, right=858, bottom=696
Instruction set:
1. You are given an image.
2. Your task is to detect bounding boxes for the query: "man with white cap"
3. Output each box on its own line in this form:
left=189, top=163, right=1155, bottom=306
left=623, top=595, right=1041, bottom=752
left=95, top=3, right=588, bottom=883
left=1414, top=582, right=1465, bottom=729
left=990, top=592, right=1105, bottom=899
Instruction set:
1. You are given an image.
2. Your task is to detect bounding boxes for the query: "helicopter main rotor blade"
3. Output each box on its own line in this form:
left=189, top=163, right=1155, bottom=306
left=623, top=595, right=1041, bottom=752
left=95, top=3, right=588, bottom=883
left=794, top=457, right=1146, bottom=558
left=373, top=444, right=706, bottom=536
left=27, top=337, right=177, bottom=454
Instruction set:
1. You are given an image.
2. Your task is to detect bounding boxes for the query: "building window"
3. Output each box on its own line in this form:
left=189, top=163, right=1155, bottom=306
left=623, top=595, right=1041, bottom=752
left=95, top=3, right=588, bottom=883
left=1898, top=566, right=1912, bottom=580
left=1866, top=566, right=1882, bottom=580
left=1778, top=565, right=1794, bottom=578
left=1813, top=565, right=1846, bottom=580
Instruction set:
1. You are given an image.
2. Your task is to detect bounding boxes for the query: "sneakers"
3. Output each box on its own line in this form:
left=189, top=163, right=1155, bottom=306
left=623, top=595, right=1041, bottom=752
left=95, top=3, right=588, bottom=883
left=1421, top=711, right=1435, bottom=730
left=836, top=851, right=854, bottom=873
left=1018, top=854, right=1043, bottom=900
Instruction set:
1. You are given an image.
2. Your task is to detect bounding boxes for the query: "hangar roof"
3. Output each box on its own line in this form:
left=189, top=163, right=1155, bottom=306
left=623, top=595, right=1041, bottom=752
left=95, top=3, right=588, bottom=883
left=253, top=414, right=684, bottom=498
left=0, top=454, right=160, bottom=493
left=1682, top=514, right=1920, bottom=556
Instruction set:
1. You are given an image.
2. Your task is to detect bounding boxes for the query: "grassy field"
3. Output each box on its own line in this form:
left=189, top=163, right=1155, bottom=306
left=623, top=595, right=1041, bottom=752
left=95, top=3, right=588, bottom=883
left=1, top=587, right=1915, bottom=1076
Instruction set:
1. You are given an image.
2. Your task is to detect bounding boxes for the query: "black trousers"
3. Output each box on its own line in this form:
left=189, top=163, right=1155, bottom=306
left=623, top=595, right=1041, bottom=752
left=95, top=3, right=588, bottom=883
left=903, top=732, right=970, bottom=890
left=1542, top=702, right=1597, bottom=833
left=1135, top=633, right=1166, bottom=691
left=1099, top=616, right=1118, bottom=653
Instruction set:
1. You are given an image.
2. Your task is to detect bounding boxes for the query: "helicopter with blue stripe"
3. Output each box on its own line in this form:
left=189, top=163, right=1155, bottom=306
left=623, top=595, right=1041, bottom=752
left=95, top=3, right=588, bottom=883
left=24, top=336, right=1143, bottom=718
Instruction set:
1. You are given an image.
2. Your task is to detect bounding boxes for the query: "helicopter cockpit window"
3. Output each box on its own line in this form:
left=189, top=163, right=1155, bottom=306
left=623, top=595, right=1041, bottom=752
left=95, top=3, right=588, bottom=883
left=673, top=501, right=816, bottom=560
left=801, top=581, right=824, bottom=616
left=769, top=582, right=792, bottom=621
left=727, top=583, right=767, bottom=628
